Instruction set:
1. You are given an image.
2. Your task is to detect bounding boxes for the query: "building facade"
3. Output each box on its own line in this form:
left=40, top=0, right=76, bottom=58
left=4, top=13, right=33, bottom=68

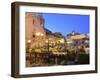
left=26, top=12, right=46, bottom=49
left=66, top=31, right=89, bottom=54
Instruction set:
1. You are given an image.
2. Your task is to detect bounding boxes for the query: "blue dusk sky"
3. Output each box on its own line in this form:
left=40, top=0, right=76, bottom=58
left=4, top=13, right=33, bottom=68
left=42, top=13, right=90, bottom=36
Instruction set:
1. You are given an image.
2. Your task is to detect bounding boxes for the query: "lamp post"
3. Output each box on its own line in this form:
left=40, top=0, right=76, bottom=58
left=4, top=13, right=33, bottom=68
left=35, top=32, right=44, bottom=47
left=45, top=38, right=52, bottom=52
left=27, top=39, right=32, bottom=65
left=35, top=32, right=44, bottom=64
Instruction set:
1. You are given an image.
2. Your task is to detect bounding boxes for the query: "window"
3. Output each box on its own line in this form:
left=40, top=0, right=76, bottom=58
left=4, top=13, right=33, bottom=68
left=33, top=19, right=35, bottom=24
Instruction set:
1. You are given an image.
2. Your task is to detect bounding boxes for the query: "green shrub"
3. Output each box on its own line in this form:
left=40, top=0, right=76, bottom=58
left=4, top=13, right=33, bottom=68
left=77, top=53, right=89, bottom=64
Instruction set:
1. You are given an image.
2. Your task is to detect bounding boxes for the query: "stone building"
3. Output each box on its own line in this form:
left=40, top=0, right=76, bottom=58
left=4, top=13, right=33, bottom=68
left=25, top=12, right=46, bottom=49
left=66, top=31, right=89, bottom=54
left=25, top=12, right=65, bottom=51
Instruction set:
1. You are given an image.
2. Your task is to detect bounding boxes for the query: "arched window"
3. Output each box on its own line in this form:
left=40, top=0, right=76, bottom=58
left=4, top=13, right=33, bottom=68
left=33, top=19, right=35, bottom=24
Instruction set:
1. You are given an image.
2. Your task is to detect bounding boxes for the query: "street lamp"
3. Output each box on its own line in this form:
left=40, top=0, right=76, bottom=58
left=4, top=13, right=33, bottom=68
left=35, top=32, right=44, bottom=47
left=45, top=40, right=49, bottom=52
left=27, top=39, right=31, bottom=52
left=45, top=38, right=52, bottom=52
left=26, top=39, right=33, bottom=65
left=35, top=32, right=44, bottom=64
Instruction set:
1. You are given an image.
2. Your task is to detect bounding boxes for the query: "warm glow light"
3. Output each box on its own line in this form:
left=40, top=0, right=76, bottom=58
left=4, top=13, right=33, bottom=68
left=40, top=33, right=43, bottom=36
left=27, top=40, right=31, bottom=43
left=35, top=32, right=44, bottom=36
left=35, top=49, right=41, bottom=53
left=29, top=48, right=32, bottom=53
left=35, top=32, right=40, bottom=36
left=67, top=41, right=73, bottom=44
left=59, top=39, right=64, bottom=43
left=48, top=38, right=52, bottom=40
left=45, top=40, right=48, bottom=43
